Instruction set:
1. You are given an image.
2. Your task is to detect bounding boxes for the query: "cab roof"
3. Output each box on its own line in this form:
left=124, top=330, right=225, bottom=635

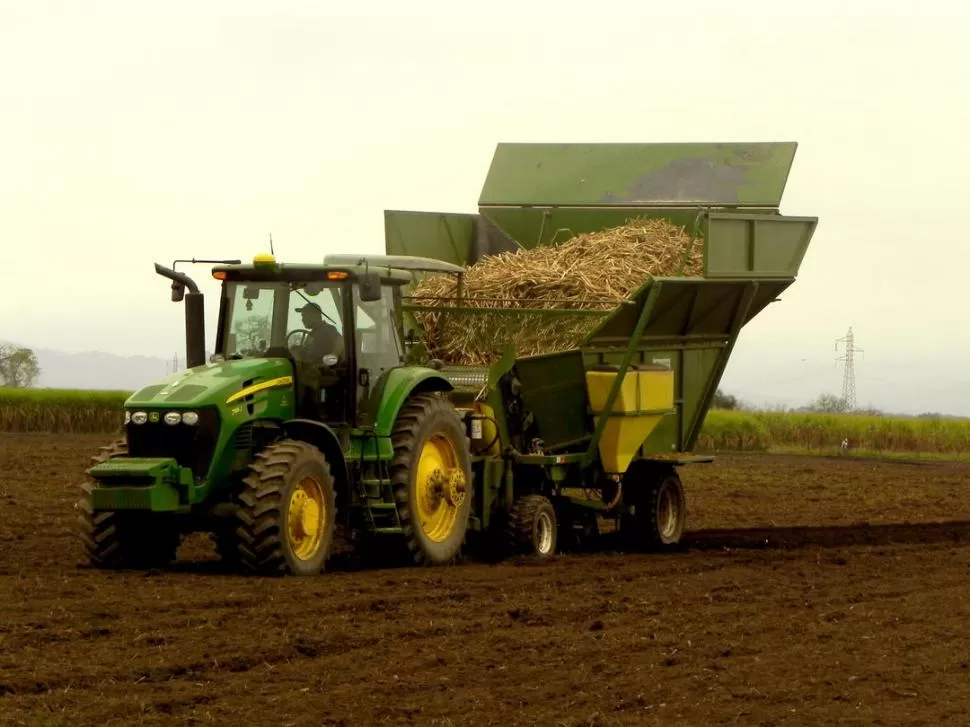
left=210, top=253, right=462, bottom=285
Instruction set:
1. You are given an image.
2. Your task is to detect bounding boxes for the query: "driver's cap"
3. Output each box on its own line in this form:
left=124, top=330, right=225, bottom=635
left=295, top=303, right=322, bottom=314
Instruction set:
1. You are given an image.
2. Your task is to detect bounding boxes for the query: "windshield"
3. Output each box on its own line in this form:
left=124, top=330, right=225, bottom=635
left=221, top=280, right=346, bottom=360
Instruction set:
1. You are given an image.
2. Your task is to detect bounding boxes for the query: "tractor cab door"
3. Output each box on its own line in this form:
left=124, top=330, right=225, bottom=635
left=285, top=285, right=353, bottom=424
left=353, top=283, right=404, bottom=424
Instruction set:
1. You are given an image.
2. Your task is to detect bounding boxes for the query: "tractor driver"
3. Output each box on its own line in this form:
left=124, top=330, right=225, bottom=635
left=293, top=302, right=343, bottom=363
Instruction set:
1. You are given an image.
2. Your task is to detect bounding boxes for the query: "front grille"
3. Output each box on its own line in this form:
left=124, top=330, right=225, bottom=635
left=126, top=409, right=220, bottom=480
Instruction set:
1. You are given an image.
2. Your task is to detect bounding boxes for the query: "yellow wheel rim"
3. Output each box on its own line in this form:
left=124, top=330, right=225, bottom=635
left=415, top=433, right=466, bottom=543
left=287, top=476, right=326, bottom=561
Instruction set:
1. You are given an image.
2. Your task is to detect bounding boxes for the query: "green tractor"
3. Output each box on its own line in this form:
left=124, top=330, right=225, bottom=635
left=78, top=253, right=476, bottom=575
left=78, top=140, right=817, bottom=576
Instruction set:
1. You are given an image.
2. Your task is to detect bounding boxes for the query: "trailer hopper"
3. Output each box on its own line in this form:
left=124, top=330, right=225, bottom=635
left=380, top=142, right=818, bottom=554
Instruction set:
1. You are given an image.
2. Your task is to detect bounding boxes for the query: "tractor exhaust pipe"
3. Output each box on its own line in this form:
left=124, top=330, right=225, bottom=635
left=154, top=263, right=206, bottom=369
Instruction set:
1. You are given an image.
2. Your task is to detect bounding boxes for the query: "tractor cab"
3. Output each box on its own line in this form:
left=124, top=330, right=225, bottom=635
left=203, top=253, right=462, bottom=427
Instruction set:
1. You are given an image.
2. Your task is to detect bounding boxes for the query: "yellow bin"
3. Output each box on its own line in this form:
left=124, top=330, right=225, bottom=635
left=585, top=364, right=675, bottom=474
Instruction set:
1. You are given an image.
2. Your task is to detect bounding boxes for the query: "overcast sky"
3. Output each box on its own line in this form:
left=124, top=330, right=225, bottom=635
left=2, top=1, right=968, bottom=414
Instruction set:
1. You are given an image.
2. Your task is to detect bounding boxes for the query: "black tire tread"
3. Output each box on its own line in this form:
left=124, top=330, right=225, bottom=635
left=621, top=463, right=686, bottom=551
left=77, top=438, right=181, bottom=569
left=232, top=438, right=336, bottom=576
left=506, top=494, right=557, bottom=557
left=389, top=393, right=472, bottom=566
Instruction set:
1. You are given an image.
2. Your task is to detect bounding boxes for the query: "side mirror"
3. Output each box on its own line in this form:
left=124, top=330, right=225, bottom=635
left=358, top=272, right=382, bottom=302
left=171, top=281, right=186, bottom=302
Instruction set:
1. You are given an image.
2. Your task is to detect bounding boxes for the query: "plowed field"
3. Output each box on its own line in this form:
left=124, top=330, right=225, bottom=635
left=3, top=432, right=970, bottom=726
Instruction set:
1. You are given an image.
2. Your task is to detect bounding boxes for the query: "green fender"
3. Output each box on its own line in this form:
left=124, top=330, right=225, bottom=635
left=371, top=367, right=454, bottom=437
left=281, top=418, right=349, bottom=491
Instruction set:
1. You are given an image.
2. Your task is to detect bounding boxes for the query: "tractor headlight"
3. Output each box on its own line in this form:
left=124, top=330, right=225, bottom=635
left=124, top=411, right=131, bottom=425
left=181, top=411, right=199, bottom=426
left=163, top=411, right=182, bottom=426
left=131, top=411, right=148, bottom=425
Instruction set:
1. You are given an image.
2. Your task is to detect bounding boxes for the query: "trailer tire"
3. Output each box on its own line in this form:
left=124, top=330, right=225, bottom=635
left=622, top=465, right=686, bottom=550
left=507, top=494, right=558, bottom=558
left=390, top=393, right=472, bottom=566
left=77, top=438, right=181, bottom=569
left=233, top=439, right=336, bottom=577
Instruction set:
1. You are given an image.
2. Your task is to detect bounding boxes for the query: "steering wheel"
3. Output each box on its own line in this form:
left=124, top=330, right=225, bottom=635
left=286, top=329, right=310, bottom=350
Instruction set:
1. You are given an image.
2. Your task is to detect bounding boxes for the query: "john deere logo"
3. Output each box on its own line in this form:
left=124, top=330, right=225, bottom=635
left=149, top=412, right=160, bottom=423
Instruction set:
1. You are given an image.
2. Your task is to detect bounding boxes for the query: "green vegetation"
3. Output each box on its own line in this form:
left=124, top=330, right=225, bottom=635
left=0, top=343, right=40, bottom=388
left=3, top=389, right=968, bottom=460
left=0, top=388, right=127, bottom=433
left=698, top=409, right=970, bottom=457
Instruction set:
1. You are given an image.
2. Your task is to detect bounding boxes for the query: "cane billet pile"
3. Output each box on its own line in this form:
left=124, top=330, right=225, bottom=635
left=409, top=217, right=704, bottom=366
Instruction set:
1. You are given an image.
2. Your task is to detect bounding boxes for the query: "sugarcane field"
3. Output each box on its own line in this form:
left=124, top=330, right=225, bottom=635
left=4, top=4, right=968, bottom=726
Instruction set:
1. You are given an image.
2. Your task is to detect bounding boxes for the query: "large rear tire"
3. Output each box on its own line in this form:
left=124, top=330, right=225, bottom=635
left=232, top=439, right=337, bottom=576
left=77, top=438, right=181, bottom=569
left=390, top=393, right=473, bottom=565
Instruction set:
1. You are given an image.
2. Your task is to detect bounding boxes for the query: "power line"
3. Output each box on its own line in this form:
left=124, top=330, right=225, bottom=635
left=835, top=327, right=863, bottom=410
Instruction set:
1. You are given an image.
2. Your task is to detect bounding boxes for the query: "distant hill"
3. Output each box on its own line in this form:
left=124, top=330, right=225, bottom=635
left=34, top=348, right=173, bottom=391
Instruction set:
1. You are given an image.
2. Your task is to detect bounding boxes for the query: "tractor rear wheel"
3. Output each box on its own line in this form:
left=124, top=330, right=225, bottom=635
left=621, top=464, right=687, bottom=550
left=390, top=393, right=472, bottom=565
left=210, top=527, right=242, bottom=570
left=77, top=438, right=182, bottom=569
left=506, top=494, right=558, bottom=558
left=232, top=439, right=336, bottom=576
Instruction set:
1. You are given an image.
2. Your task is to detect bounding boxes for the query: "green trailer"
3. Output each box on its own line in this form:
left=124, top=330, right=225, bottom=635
left=78, top=141, right=816, bottom=574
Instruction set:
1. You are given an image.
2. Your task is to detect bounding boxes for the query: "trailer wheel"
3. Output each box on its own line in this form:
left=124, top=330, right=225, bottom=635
left=390, top=393, right=473, bottom=565
left=622, top=465, right=687, bottom=550
left=233, top=439, right=336, bottom=576
left=77, top=438, right=181, bottom=569
left=507, top=494, right=558, bottom=558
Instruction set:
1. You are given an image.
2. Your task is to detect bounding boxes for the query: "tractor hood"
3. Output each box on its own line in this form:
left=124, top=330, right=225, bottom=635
left=125, top=358, right=294, bottom=409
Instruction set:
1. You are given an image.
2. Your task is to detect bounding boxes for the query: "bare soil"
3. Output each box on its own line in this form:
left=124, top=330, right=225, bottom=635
left=3, top=432, right=970, bottom=726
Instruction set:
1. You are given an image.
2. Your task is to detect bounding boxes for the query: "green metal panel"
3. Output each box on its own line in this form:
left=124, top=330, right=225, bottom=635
left=583, top=277, right=793, bottom=346
left=126, top=358, right=294, bottom=409
left=124, top=357, right=299, bottom=505
left=87, top=457, right=187, bottom=511
left=512, top=349, right=590, bottom=451
left=370, top=366, right=454, bottom=438
left=384, top=209, right=522, bottom=268
left=641, top=410, right=680, bottom=455
left=475, top=457, right=506, bottom=529
left=384, top=210, right=477, bottom=267
left=704, top=213, right=818, bottom=278
left=346, top=433, right=395, bottom=462
left=578, top=278, right=789, bottom=454
left=384, top=210, right=489, bottom=269
left=679, top=347, right=723, bottom=450
left=478, top=142, right=799, bottom=208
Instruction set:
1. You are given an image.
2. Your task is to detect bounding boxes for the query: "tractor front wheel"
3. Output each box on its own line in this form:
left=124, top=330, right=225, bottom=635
left=77, top=438, right=181, bottom=569
left=232, top=439, right=337, bottom=576
left=390, top=393, right=473, bottom=565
